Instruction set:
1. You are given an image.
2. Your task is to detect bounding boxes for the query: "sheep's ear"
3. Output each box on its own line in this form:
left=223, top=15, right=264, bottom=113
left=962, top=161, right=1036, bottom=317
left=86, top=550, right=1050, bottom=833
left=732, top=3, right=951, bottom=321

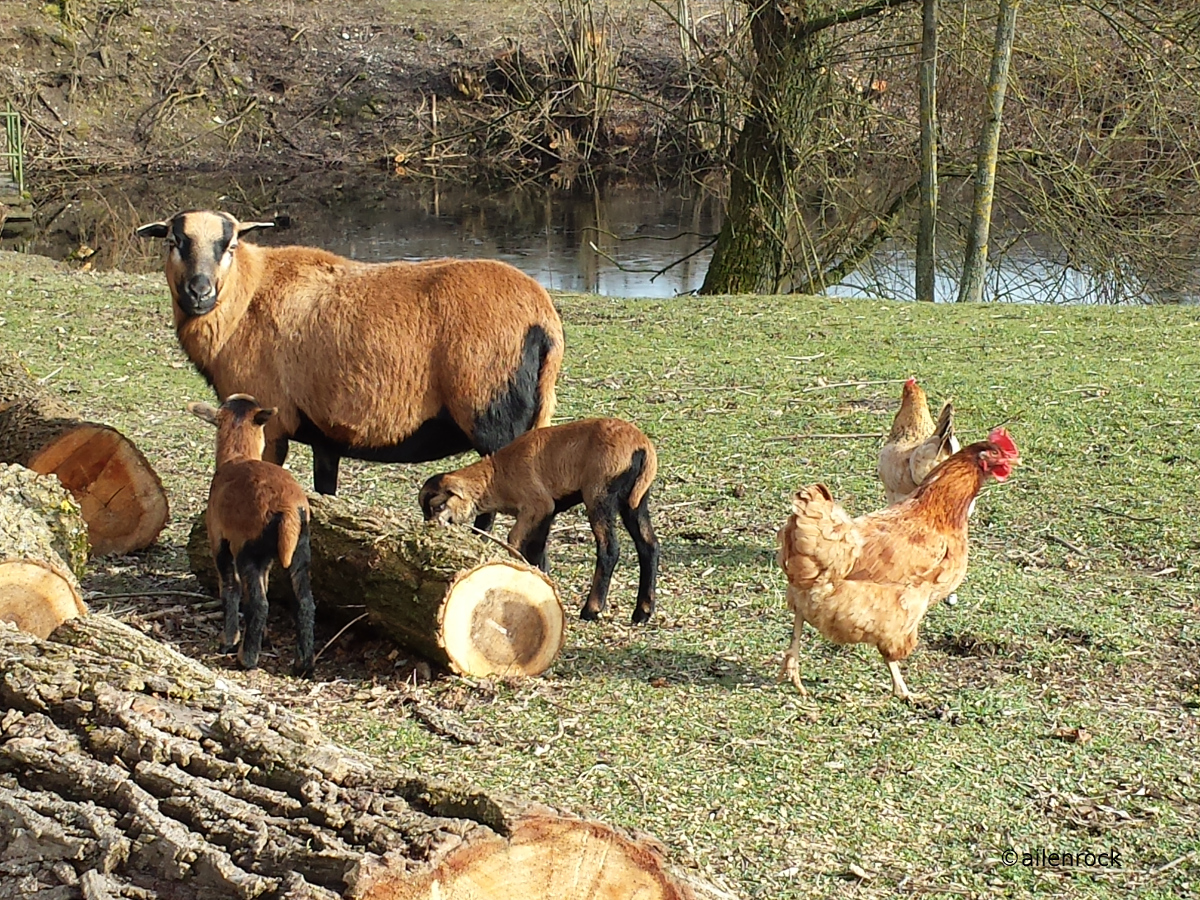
left=237, top=220, right=275, bottom=236
left=253, top=407, right=277, bottom=426
left=186, top=401, right=220, bottom=425
left=136, top=221, right=170, bottom=239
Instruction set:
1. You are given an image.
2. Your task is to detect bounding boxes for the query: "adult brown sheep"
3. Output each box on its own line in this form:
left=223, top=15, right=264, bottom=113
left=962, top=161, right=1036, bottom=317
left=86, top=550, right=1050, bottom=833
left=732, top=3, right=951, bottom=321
left=136, top=210, right=564, bottom=513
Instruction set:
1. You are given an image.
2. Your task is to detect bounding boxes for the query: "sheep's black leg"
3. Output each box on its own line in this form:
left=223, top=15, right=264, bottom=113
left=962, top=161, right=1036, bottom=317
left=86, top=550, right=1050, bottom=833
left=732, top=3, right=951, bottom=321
left=473, top=511, right=496, bottom=533
left=236, top=556, right=271, bottom=670
left=287, top=512, right=316, bottom=678
left=312, top=445, right=341, bottom=495
left=264, top=436, right=290, bottom=467
left=620, top=495, right=659, bottom=625
left=518, top=514, right=556, bottom=572
left=581, top=497, right=620, bottom=621
left=215, top=540, right=241, bottom=652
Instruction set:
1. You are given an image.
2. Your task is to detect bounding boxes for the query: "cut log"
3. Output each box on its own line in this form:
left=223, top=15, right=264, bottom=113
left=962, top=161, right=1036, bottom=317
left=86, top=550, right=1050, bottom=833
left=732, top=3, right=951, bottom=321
left=0, top=615, right=739, bottom=900
left=0, top=351, right=169, bottom=556
left=188, top=495, right=566, bottom=678
left=0, top=469, right=87, bottom=639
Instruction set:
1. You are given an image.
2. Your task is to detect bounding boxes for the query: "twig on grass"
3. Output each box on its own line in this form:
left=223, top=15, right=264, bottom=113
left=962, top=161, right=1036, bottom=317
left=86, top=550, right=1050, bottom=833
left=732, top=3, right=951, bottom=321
left=767, top=432, right=884, bottom=441
left=312, top=612, right=369, bottom=666
left=1044, top=533, right=1089, bottom=557
left=802, top=378, right=906, bottom=392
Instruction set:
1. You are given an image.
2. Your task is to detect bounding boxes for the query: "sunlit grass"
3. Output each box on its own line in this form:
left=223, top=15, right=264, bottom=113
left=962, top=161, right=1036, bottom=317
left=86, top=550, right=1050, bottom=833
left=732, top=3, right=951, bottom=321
left=2, top=254, right=1198, bottom=898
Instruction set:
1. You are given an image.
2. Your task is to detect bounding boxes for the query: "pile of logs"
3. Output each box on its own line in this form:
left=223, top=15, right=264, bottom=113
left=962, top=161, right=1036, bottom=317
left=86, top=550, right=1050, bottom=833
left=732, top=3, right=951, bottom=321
left=0, top=615, right=737, bottom=900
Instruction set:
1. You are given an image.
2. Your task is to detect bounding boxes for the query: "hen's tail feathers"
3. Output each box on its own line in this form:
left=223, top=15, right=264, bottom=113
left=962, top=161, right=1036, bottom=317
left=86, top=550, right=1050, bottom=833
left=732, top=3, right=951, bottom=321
left=933, top=401, right=957, bottom=453
left=778, top=484, right=861, bottom=589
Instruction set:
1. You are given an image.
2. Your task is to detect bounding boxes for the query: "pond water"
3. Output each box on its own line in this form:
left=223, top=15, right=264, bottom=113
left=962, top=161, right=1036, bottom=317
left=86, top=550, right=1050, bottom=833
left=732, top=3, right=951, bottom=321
left=3, top=171, right=1194, bottom=303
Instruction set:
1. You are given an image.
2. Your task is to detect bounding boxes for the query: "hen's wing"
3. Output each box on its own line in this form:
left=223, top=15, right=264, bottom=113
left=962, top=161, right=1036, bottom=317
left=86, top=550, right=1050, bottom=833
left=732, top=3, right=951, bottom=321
left=848, top=507, right=968, bottom=601
left=906, top=401, right=959, bottom=489
left=777, top=484, right=863, bottom=592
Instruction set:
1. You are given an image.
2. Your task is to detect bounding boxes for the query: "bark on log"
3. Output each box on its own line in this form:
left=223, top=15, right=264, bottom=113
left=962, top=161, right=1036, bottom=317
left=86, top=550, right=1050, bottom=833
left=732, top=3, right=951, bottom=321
left=0, top=615, right=738, bottom=900
left=188, top=495, right=566, bottom=678
left=0, top=352, right=169, bottom=556
left=0, top=466, right=88, bottom=639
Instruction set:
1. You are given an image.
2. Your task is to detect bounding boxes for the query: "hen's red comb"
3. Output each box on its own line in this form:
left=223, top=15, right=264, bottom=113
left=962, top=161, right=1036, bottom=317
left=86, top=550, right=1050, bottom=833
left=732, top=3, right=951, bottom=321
left=988, top=427, right=1019, bottom=458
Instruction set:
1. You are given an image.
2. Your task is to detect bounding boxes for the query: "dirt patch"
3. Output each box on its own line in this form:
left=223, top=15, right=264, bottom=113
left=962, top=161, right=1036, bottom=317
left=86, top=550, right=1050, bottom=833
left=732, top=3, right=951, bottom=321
left=2, top=0, right=723, bottom=177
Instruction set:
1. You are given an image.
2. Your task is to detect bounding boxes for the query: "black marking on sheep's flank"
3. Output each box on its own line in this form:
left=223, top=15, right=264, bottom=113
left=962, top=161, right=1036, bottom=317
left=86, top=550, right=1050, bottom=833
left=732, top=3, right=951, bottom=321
left=472, top=325, right=555, bottom=454
left=554, top=491, right=584, bottom=515
left=292, top=407, right=476, bottom=494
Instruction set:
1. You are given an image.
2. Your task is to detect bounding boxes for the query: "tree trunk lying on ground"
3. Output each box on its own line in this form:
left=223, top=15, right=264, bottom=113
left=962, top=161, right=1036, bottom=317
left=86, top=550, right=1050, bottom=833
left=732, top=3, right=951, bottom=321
left=188, top=495, right=566, bottom=678
left=0, top=351, right=169, bottom=556
left=0, top=614, right=736, bottom=900
left=0, top=463, right=88, bottom=638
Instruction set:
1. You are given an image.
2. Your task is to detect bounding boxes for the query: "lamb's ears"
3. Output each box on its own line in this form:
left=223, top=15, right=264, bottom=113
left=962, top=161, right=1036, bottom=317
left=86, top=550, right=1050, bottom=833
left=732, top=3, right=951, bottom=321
left=237, top=220, right=275, bottom=236
left=186, top=401, right=220, bottom=425
left=135, top=221, right=170, bottom=239
left=253, top=407, right=278, bottom=426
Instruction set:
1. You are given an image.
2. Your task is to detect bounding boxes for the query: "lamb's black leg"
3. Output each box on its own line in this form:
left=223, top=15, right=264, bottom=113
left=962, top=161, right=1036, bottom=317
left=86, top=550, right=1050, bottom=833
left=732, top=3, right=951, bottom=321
left=287, top=512, right=316, bottom=677
left=237, top=557, right=271, bottom=670
left=620, top=495, right=659, bottom=624
left=581, top=497, right=620, bottom=621
left=215, top=539, right=241, bottom=652
left=518, top=514, right=556, bottom=572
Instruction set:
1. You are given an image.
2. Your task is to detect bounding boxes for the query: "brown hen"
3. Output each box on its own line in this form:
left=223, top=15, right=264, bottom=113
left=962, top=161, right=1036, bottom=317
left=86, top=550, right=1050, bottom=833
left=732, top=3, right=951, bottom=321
left=778, top=428, right=1019, bottom=701
left=878, top=378, right=959, bottom=505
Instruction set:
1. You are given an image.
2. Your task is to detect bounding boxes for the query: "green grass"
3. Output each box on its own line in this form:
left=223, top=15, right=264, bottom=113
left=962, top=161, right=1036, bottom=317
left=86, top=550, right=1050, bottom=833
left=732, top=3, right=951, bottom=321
left=2, top=251, right=1198, bottom=898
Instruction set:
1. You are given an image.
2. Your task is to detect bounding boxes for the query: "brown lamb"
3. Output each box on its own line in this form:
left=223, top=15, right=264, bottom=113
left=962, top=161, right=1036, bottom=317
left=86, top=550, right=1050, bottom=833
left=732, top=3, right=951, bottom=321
left=420, top=417, right=660, bottom=624
left=189, top=394, right=315, bottom=677
left=138, top=210, right=564, bottom=523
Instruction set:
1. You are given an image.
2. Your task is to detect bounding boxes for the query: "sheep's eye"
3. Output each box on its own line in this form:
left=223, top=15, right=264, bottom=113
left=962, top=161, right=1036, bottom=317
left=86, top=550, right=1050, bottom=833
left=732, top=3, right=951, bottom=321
left=165, top=234, right=178, bottom=249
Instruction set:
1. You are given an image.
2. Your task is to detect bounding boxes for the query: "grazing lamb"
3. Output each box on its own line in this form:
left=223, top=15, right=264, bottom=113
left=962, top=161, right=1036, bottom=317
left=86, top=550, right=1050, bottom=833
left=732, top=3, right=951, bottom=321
left=138, top=210, right=564, bottom=518
left=419, top=417, right=660, bottom=624
left=189, top=394, right=315, bottom=677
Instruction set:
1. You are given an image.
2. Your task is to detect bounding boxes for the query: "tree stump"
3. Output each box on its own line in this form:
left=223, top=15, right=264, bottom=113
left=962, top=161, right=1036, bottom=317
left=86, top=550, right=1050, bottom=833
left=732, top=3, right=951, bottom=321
left=188, top=495, right=566, bottom=678
left=0, top=465, right=88, bottom=639
left=0, top=615, right=738, bottom=900
left=0, top=351, right=169, bottom=556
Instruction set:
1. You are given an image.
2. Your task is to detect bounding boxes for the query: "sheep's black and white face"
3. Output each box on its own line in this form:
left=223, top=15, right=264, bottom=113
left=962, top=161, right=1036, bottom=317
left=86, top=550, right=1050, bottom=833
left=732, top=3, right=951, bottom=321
left=136, top=210, right=273, bottom=317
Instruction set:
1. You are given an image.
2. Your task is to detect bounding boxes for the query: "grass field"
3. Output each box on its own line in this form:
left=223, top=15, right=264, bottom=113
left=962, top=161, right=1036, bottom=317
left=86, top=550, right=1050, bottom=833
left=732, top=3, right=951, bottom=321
left=2, top=251, right=1198, bottom=898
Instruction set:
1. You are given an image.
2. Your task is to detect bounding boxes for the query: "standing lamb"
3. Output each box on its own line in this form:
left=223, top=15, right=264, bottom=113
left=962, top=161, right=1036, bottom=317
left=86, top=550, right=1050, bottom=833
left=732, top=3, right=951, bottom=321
left=189, top=394, right=315, bottom=677
left=419, top=417, right=660, bottom=624
left=137, top=210, right=564, bottom=512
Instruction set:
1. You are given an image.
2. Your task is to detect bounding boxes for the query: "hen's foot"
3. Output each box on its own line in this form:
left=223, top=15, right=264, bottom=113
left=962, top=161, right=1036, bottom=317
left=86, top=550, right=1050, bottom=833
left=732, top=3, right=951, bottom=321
left=778, top=652, right=808, bottom=695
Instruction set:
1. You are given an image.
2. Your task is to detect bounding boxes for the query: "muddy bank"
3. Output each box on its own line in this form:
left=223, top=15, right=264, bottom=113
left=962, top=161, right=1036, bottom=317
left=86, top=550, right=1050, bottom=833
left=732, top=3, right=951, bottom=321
left=1, top=0, right=714, bottom=178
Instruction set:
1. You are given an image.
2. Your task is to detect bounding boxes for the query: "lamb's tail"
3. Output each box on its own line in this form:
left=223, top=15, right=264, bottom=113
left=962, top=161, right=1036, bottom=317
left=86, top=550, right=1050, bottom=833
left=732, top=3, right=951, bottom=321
left=278, top=505, right=304, bottom=569
left=629, top=443, right=659, bottom=510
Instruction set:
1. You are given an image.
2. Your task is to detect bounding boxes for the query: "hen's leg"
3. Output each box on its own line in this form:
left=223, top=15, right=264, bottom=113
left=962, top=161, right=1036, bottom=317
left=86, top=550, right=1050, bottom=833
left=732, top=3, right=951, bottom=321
left=887, top=660, right=912, bottom=701
left=778, top=601, right=808, bottom=694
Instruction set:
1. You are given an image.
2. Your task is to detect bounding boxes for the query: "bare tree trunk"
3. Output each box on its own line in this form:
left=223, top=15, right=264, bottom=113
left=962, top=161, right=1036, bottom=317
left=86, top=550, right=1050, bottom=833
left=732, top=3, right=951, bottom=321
left=0, top=615, right=738, bottom=900
left=957, top=0, right=1021, bottom=303
left=699, top=0, right=920, bottom=296
left=700, top=3, right=828, bottom=295
left=916, top=0, right=938, bottom=302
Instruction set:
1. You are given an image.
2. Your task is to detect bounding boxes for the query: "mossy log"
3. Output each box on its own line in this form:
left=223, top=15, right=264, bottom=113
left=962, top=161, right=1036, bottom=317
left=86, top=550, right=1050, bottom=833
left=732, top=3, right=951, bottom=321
left=0, top=615, right=737, bottom=900
left=0, top=352, right=169, bottom=556
left=0, top=466, right=88, bottom=639
left=188, top=495, right=566, bottom=678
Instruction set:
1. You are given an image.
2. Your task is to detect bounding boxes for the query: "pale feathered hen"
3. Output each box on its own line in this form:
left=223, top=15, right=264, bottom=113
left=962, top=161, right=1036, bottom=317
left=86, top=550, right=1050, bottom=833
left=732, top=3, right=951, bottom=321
left=878, top=378, right=959, bottom=505
left=778, top=428, right=1019, bottom=700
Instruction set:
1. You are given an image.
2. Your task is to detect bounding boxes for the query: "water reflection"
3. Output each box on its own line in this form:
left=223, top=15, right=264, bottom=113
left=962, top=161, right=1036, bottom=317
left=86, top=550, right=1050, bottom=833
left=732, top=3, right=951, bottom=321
left=5, top=172, right=724, bottom=298
left=5, top=171, right=1194, bottom=302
